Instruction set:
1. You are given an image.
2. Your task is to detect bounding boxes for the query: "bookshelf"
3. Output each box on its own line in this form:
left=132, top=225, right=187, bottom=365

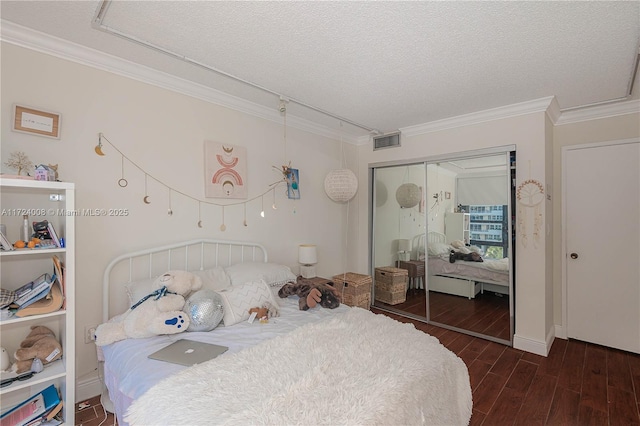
left=0, top=178, right=75, bottom=424
left=445, top=212, right=470, bottom=245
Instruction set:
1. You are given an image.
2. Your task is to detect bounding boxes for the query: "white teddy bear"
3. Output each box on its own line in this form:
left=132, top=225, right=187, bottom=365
left=95, top=270, right=202, bottom=346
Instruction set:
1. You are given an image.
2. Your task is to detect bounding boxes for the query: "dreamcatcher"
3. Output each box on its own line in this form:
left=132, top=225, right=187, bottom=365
left=516, top=178, right=544, bottom=248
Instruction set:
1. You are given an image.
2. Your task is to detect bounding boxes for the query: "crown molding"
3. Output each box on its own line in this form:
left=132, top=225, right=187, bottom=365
left=555, top=99, right=640, bottom=125
left=546, top=96, right=562, bottom=123
left=3, top=20, right=637, bottom=145
left=0, top=20, right=356, bottom=144
left=400, top=97, right=556, bottom=137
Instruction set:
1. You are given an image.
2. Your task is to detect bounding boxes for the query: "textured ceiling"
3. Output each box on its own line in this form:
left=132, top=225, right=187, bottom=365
left=1, top=1, right=639, bottom=137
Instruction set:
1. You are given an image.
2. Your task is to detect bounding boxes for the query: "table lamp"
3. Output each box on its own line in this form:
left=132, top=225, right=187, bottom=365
left=398, top=239, right=412, bottom=261
left=298, top=244, right=317, bottom=278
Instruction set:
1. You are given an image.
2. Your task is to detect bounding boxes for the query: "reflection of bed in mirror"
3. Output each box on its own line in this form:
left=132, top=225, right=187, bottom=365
left=421, top=232, right=510, bottom=299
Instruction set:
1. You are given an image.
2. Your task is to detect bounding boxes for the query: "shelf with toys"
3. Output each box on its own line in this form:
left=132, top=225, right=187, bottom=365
left=0, top=178, right=75, bottom=425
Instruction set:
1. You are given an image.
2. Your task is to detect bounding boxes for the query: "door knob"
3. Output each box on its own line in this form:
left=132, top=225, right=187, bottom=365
left=570, top=253, right=578, bottom=259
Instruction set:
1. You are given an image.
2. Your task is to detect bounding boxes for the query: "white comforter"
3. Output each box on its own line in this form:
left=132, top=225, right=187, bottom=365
left=125, top=308, right=472, bottom=425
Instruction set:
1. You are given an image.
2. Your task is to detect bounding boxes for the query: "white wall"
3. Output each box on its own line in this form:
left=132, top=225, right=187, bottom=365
left=1, top=43, right=355, bottom=400
left=373, top=164, right=427, bottom=267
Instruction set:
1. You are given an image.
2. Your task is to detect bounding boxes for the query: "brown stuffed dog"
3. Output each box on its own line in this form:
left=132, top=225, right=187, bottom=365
left=278, top=280, right=341, bottom=310
left=12, top=325, right=62, bottom=374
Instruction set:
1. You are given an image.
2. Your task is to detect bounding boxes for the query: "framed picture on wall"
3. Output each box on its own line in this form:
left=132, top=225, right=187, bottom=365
left=204, top=141, right=247, bottom=199
left=286, top=168, right=300, bottom=199
left=12, top=104, right=61, bottom=139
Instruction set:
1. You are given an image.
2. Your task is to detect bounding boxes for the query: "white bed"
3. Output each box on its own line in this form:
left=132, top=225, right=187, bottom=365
left=423, top=232, right=510, bottom=299
left=99, top=239, right=472, bottom=425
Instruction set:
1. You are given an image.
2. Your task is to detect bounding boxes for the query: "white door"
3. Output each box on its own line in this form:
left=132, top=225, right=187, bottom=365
left=565, top=140, right=640, bottom=353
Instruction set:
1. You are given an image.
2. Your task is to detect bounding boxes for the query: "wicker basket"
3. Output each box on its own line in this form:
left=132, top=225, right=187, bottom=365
left=375, top=267, right=408, bottom=292
left=331, top=273, right=372, bottom=309
left=375, top=288, right=406, bottom=305
left=374, top=267, right=407, bottom=305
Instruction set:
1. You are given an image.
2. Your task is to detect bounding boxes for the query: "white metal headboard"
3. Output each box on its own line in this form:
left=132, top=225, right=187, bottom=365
left=428, top=231, right=446, bottom=243
left=414, top=231, right=446, bottom=254
left=102, top=239, right=268, bottom=322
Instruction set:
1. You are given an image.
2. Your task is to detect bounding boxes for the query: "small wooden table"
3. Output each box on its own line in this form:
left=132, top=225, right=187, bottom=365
left=397, top=260, right=426, bottom=290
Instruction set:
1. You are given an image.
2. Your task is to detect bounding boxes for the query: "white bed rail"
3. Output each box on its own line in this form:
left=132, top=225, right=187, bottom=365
left=428, top=231, right=446, bottom=243
left=102, top=239, right=268, bottom=322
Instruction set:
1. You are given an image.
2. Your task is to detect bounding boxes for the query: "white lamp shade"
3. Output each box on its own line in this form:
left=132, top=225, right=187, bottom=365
left=324, top=169, right=358, bottom=202
left=398, top=239, right=412, bottom=252
left=395, top=183, right=421, bottom=208
left=298, top=244, right=318, bottom=264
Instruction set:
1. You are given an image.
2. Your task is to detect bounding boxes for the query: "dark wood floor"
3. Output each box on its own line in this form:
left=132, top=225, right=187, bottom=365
left=75, top=394, right=117, bottom=426
left=376, top=289, right=511, bottom=341
left=373, top=307, right=640, bottom=426
left=76, top=307, right=640, bottom=426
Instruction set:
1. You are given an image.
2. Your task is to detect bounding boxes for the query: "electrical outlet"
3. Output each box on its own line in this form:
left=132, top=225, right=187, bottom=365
left=84, top=326, right=97, bottom=344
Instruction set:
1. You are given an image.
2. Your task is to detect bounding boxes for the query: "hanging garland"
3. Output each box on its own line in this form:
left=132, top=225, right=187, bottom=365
left=94, top=133, right=287, bottom=230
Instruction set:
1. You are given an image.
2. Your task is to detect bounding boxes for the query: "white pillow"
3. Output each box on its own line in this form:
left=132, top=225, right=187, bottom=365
left=224, top=262, right=297, bottom=288
left=126, top=267, right=230, bottom=307
left=468, top=245, right=483, bottom=254
left=191, top=267, right=231, bottom=292
left=216, top=279, right=279, bottom=326
left=450, top=240, right=466, bottom=249
left=427, top=242, right=452, bottom=256
left=126, top=277, right=159, bottom=307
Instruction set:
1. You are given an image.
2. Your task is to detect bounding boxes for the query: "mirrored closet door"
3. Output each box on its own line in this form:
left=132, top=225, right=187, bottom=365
left=371, top=148, right=515, bottom=345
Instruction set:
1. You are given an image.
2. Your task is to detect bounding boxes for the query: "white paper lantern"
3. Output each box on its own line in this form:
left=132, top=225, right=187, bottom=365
left=395, top=183, right=421, bottom=208
left=324, top=169, right=358, bottom=202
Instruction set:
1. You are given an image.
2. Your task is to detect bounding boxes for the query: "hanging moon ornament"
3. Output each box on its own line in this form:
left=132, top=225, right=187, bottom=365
left=143, top=195, right=151, bottom=204
left=324, top=169, right=358, bottom=202
left=95, top=133, right=106, bottom=156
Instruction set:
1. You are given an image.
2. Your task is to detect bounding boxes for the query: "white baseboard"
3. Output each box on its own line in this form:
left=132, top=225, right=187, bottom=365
left=513, top=327, right=556, bottom=357
left=76, top=372, right=102, bottom=403
left=554, top=324, right=567, bottom=339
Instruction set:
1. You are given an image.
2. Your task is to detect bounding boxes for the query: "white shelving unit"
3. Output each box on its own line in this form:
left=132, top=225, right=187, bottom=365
left=445, top=212, right=470, bottom=245
left=0, top=178, right=75, bottom=423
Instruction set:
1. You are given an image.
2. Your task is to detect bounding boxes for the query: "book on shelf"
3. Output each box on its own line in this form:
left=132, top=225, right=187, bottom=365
left=0, top=230, right=15, bottom=251
left=45, top=222, right=61, bottom=248
left=15, top=279, right=63, bottom=318
left=23, top=401, right=63, bottom=426
left=12, top=274, right=53, bottom=308
left=51, top=255, right=65, bottom=310
left=15, top=256, right=65, bottom=317
left=0, top=383, right=60, bottom=426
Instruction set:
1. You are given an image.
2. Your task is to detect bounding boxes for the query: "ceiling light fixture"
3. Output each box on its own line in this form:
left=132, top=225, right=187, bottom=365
left=324, top=122, right=358, bottom=203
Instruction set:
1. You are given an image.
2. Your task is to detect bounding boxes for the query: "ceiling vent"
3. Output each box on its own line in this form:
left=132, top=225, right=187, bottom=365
left=373, top=131, right=401, bottom=150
